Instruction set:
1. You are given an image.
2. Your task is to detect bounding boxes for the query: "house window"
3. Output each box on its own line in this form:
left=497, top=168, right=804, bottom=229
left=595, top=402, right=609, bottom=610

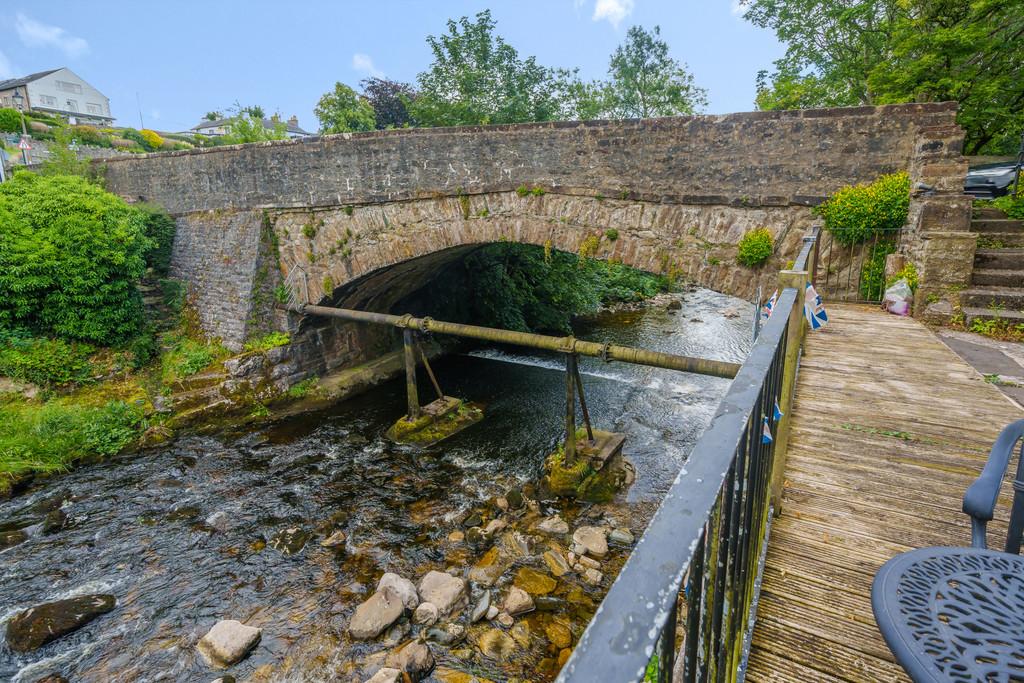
left=56, top=80, right=83, bottom=94
left=65, top=99, right=78, bottom=112
left=86, top=102, right=102, bottom=114
left=40, top=95, right=57, bottom=107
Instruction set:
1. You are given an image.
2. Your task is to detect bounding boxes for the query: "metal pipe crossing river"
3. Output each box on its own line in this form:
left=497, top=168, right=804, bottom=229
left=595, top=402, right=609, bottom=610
left=293, top=304, right=741, bottom=379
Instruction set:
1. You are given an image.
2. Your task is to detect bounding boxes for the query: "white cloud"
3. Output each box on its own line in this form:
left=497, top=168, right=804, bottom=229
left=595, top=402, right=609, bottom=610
left=352, top=53, right=384, bottom=79
left=731, top=0, right=746, bottom=17
left=592, top=0, right=635, bottom=28
left=15, top=13, right=89, bottom=58
left=0, top=49, right=15, bottom=79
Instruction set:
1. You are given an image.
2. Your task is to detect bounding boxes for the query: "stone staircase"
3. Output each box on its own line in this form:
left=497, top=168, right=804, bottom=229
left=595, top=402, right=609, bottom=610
left=964, top=207, right=1024, bottom=326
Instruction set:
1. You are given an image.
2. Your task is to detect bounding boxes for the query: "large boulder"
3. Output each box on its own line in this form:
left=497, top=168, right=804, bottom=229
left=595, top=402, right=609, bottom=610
left=377, top=573, right=419, bottom=610
left=417, top=571, right=467, bottom=617
left=197, top=620, right=262, bottom=667
left=349, top=586, right=405, bottom=640
left=6, top=594, right=116, bottom=652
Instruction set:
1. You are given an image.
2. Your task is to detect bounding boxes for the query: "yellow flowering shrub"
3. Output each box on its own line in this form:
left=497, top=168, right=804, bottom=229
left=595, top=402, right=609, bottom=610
left=815, top=172, right=910, bottom=247
left=140, top=128, right=164, bottom=150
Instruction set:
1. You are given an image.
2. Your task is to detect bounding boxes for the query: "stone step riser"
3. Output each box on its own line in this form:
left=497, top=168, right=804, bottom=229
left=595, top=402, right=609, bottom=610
left=972, top=270, right=1024, bottom=288
left=970, top=219, right=1024, bottom=233
left=973, top=207, right=1008, bottom=219
left=963, top=307, right=1024, bottom=326
left=974, top=250, right=1024, bottom=270
left=976, top=233, right=1024, bottom=248
left=961, top=291, right=1024, bottom=310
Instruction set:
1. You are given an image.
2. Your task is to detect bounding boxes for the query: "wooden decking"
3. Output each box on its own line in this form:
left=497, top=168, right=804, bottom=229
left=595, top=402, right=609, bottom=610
left=746, top=304, right=1023, bottom=682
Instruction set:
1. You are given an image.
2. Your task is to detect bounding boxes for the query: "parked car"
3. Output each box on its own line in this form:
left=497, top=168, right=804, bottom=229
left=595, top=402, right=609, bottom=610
left=964, top=161, right=1020, bottom=199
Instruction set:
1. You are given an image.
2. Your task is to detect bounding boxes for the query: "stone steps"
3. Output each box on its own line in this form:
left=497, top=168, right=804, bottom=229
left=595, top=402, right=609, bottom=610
left=970, top=218, right=1024, bottom=233
left=960, top=286, right=1024, bottom=310
left=963, top=306, right=1024, bottom=326
left=973, top=206, right=1009, bottom=219
left=974, top=248, right=1024, bottom=270
left=971, top=268, right=1024, bottom=288
left=977, top=232, right=1024, bottom=248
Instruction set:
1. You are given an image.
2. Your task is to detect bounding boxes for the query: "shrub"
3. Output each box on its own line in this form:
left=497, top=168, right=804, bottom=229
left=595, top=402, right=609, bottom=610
left=737, top=228, right=774, bottom=267
left=0, top=107, right=21, bottom=133
left=0, top=173, right=150, bottom=343
left=138, top=205, right=176, bottom=274
left=816, top=172, right=910, bottom=247
left=0, top=331, right=94, bottom=386
left=860, top=240, right=897, bottom=301
left=161, top=335, right=229, bottom=385
left=990, top=192, right=1024, bottom=219
left=70, top=125, right=112, bottom=148
left=886, top=262, right=919, bottom=292
left=244, top=331, right=290, bottom=353
left=140, top=129, right=164, bottom=150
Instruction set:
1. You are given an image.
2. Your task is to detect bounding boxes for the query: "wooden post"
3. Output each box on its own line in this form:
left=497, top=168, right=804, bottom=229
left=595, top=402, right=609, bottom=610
left=769, top=269, right=808, bottom=516
left=565, top=353, right=577, bottom=466
left=403, top=328, right=420, bottom=421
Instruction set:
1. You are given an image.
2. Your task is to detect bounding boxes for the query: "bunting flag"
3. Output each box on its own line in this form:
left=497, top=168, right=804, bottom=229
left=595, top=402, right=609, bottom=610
left=804, top=282, right=829, bottom=330
left=773, top=398, right=784, bottom=422
left=762, top=416, right=774, bottom=444
left=761, top=290, right=778, bottom=320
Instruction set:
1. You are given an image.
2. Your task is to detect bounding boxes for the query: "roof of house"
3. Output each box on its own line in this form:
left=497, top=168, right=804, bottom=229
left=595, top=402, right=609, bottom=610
left=192, top=117, right=310, bottom=136
left=0, top=68, right=62, bottom=91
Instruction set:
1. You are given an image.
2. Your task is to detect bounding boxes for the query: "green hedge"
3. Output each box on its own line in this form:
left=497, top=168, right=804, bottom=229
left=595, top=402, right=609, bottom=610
left=816, top=172, right=910, bottom=247
left=0, top=331, right=93, bottom=386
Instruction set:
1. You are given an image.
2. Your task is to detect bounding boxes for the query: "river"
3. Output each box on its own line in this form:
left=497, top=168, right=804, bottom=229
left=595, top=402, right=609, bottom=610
left=0, top=288, right=753, bottom=683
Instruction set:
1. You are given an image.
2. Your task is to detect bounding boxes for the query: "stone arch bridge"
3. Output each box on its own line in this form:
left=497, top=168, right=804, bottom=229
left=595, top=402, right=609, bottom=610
left=101, top=103, right=970, bottom=386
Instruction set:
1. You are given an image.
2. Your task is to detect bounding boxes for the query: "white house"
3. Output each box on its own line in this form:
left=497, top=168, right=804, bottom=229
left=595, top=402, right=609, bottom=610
left=191, top=115, right=310, bottom=139
left=0, top=67, right=114, bottom=126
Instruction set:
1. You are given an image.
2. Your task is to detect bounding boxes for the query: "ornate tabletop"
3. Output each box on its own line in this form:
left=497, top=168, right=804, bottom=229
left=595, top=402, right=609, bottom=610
left=872, top=546, right=1024, bottom=683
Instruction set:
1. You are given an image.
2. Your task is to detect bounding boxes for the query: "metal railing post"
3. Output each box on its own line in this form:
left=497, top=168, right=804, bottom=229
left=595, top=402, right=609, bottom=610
left=768, top=270, right=808, bottom=516
left=403, top=328, right=420, bottom=420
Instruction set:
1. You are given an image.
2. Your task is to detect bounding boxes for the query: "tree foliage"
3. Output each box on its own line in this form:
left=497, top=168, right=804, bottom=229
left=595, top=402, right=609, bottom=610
left=409, top=10, right=569, bottom=126
left=40, top=127, right=90, bottom=178
left=361, top=78, right=417, bottom=129
left=0, top=172, right=150, bottom=342
left=0, top=108, right=22, bottom=134
left=314, top=82, right=376, bottom=133
left=220, top=107, right=287, bottom=144
left=743, top=0, right=1024, bottom=154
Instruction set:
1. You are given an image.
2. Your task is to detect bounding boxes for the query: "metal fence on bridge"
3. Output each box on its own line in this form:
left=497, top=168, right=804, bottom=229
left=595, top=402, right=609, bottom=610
left=557, top=231, right=819, bottom=683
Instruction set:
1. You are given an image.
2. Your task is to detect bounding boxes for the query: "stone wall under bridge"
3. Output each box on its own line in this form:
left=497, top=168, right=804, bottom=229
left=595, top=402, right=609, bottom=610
left=99, top=102, right=970, bottom=391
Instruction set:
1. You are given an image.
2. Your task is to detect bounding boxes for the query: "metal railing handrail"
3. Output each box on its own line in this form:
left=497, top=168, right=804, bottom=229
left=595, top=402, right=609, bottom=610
left=557, top=286, right=799, bottom=683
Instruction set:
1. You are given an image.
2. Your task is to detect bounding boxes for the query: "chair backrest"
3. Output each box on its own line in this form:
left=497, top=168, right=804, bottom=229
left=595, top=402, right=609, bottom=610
left=962, top=419, right=1024, bottom=553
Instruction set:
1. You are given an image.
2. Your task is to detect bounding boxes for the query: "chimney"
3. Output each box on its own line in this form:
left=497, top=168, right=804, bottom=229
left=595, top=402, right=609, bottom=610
left=288, top=115, right=298, bottom=127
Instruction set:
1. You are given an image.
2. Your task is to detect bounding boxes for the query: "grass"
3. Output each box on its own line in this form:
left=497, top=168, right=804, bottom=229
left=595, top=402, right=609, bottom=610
left=160, top=334, right=231, bottom=385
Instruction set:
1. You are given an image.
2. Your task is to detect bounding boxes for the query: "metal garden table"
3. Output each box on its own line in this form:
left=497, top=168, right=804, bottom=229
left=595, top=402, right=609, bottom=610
left=872, top=546, right=1024, bottom=683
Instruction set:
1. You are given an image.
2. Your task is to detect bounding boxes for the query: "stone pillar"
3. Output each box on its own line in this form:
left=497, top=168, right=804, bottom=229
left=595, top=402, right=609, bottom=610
left=901, top=124, right=976, bottom=322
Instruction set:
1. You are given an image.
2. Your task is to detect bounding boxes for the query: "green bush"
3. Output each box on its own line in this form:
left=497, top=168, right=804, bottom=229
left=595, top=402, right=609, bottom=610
left=736, top=228, right=774, bottom=267
left=860, top=240, right=897, bottom=301
left=990, top=192, right=1024, bottom=219
left=138, top=206, right=176, bottom=274
left=816, top=172, right=910, bottom=247
left=0, top=399, right=144, bottom=478
left=0, top=108, right=21, bottom=133
left=69, top=125, right=112, bottom=148
left=0, top=172, right=150, bottom=343
left=161, top=335, right=229, bottom=385
left=0, top=331, right=94, bottom=386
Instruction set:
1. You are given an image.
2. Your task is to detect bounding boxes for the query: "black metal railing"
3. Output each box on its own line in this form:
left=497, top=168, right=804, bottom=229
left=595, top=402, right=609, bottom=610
left=557, top=286, right=798, bottom=683
left=818, top=227, right=901, bottom=303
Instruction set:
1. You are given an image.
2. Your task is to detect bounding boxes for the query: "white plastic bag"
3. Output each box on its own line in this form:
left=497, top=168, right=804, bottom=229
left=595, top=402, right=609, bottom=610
left=883, top=279, right=913, bottom=316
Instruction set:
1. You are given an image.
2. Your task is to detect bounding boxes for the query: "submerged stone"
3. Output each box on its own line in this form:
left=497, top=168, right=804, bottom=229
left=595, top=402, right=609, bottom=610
left=6, top=594, right=116, bottom=652
left=384, top=640, right=434, bottom=681
left=477, top=628, right=517, bottom=661
left=269, top=527, right=311, bottom=556
left=377, top=573, right=419, bottom=610
left=417, top=571, right=467, bottom=617
left=543, top=550, right=571, bottom=577
left=513, top=567, right=557, bottom=595
left=349, top=587, right=405, bottom=640
left=572, top=526, right=608, bottom=559
left=545, top=621, right=572, bottom=649
left=1, top=529, right=28, bottom=551
left=468, top=547, right=507, bottom=587
left=385, top=397, right=483, bottom=446
left=503, top=586, right=534, bottom=616
left=197, top=620, right=262, bottom=667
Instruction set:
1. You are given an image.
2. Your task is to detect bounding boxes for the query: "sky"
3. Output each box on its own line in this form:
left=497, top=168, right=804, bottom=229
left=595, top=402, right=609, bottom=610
left=0, top=1, right=785, bottom=134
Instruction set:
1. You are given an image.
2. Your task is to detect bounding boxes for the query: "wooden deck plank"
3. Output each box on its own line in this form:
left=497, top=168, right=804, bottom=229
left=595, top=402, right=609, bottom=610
left=748, top=304, right=1022, bottom=682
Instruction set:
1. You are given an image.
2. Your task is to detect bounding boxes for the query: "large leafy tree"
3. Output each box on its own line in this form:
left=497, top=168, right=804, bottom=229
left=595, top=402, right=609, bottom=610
left=361, top=78, right=417, bottom=129
left=409, top=10, right=569, bottom=126
left=315, top=82, right=376, bottom=134
left=743, top=0, right=1024, bottom=154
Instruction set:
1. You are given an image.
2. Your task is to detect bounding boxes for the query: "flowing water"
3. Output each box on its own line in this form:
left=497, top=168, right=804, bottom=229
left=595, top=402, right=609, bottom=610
left=0, top=288, right=753, bottom=683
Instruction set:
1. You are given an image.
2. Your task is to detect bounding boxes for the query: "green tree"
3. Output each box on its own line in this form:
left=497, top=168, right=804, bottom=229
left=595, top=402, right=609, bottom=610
left=0, top=172, right=150, bottom=342
left=409, top=10, right=569, bottom=126
left=601, top=25, right=707, bottom=118
left=314, top=82, right=377, bottom=133
left=220, top=106, right=287, bottom=144
left=203, top=110, right=223, bottom=121
left=40, top=128, right=90, bottom=178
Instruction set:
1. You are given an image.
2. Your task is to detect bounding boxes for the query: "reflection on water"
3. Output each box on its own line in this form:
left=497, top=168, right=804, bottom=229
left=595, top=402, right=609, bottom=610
left=0, top=289, right=752, bottom=682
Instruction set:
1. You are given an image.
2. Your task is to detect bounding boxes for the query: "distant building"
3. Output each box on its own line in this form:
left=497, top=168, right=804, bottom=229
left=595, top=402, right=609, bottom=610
left=0, top=67, right=113, bottom=126
left=191, top=115, right=310, bottom=139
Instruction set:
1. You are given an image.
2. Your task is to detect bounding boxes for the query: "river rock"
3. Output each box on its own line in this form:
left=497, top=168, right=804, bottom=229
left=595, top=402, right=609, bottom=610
left=205, top=510, right=232, bottom=533
left=380, top=619, right=412, bottom=647
left=417, top=571, right=466, bottom=616
left=320, top=530, right=347, bottom=547
left=483, top=519, right=507, bottom=536
left=269, top=526, right=311, bottom=556
left=506, top=488, right=524, bottom=510
left=6, top=594, right=116, bottom=652
left=582, top=568, right=603, bottom=586
left=413, top=602, right=439, bottom=626
left=666, top=299, right=683, bottom=311
left=378, top=573, right=419, bottom=610
left=513, top=567, right=557, bottom=595
left=465, top=526, right=486, bottom=546
left=461, top=511, right=483, bottom=528
left=495, top=496, right=509, bottom=511
left=577, top=555, right=601, bottom=570
left=503, top=587, right=534, bottom=616
left=543, top=550, right=571, bottom=577
left=534, top=596, right=565, bottom=612
left=537, top=515, right=569, bottom=535
left=499, top=530, right=532, bottom=558
left=559, top=647, right=572, bottom=666
left=1, top=529, right=27, bottom=551
left=385, top=640, right=434, bottom=681
left=477, top=628, right=516, bottom=661
left=609, top=528, right=635, bottom=545
left=468, top=546, right=507, bottom=587
left=470, top=591, right=490, bottom=622
left=349, top=586, right=405, bottom=640
left=425, top=622, right=466, bottom=646
left=210, top=677, right=236, bottom=683
left=363, top=668, right=401, bottom=683
left=197, top=620, right=262, bottom=667
left=497, top=612, right=514, bottom=628
left=447, top=530, right=464, bottom=543
left=33, top=676, right=69, bottom=683
left=545, top=621, right=572, bottom=649
left=486, top=605, right=499, bottom=620
left=572, top=526, right=608, bottom=558
left=41, top=509, right=67, bottom=534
